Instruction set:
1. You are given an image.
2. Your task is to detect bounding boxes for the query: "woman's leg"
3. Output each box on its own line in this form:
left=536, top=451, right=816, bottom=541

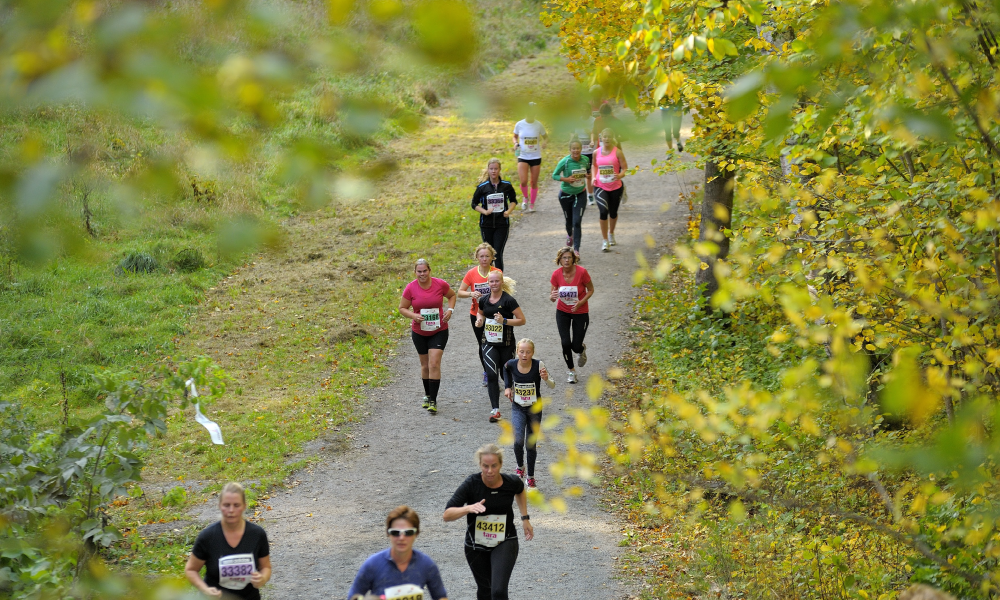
left=526, top=406, right=542, bottom=477
left=491, top=227, right=509, bottom=272
left=572, top=191, right=586, bottom=251
left=464, top=547, right=493, bottom=600
left=471, top=314, right=487, bottom=371
left=418, top=353, right=429, bottom=379
left=483, top=343, right=502, bottom=411
left=558, top=193, right=575, bottom=239
left=607, top=188, right=622, bottom=235
left=595, top=188, right=610, bottom=241
left=529, top=164, right=541, bottom=206
left=555, top=310, right=574, bottom=370
left=489, top=538, right=519, bottom=600
left=570, top=313, right=589, bottom=355
left=517, top=161, right=529, bottom=201
left=511, top=403, right=527, bottom=468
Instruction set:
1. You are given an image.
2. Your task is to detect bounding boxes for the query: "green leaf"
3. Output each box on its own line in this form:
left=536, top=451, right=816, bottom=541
left=724, top=72, right=764, bottom=121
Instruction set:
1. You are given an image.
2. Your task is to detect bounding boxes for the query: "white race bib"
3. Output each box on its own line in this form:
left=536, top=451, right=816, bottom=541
left=598, top=164, right=615, bottom=184
left=420, top=308, right=440, bottom=331
left=513, top=381, right=537, bottom=406
left=474, top=514, right=506, bottom=547
left=570, top=168, right=587, bottom=186
left=484, top=318, right=503, bottom=344
left=558, top=285, right=579, bottom=306
left=473, top=282, right=491, bottom=298
left=218, top=553, right=255, bottom=590
left=384, top=584, right=426, bottom=600
left=522, top=136, right=538, bottom=151
left=486, top=192, right=505, bottom=213
left=576, top=131, right=592, bottom=152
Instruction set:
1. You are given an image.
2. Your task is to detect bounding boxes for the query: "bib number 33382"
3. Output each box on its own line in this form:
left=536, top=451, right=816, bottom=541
left=218, top=553, right=255, bottom=590
left=475, top=514, right=506, bottom=547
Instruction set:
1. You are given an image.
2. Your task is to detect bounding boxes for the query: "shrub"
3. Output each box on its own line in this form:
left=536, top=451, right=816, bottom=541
left=116, top=252, right=158, bottom=275
left=172, top=248, right=206, bottom=273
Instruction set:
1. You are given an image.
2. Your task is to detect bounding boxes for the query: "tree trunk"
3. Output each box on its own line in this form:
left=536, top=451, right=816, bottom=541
left=695, top=159, right=735, bottom=304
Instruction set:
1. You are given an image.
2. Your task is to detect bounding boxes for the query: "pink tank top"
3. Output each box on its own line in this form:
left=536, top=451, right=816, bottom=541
left=593, top=146, right=622, bottom=191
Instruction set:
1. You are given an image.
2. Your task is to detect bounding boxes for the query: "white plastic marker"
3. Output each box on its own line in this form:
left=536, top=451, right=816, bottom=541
left=186, top=379, right=225, bottom=445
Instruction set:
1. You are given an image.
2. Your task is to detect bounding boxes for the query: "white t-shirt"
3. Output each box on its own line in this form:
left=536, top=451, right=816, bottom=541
left=513, top=119, right=546, bottom=161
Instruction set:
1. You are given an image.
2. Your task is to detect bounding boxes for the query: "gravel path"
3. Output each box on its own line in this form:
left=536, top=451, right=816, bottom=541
left=194, top=116, right=697, bottom=599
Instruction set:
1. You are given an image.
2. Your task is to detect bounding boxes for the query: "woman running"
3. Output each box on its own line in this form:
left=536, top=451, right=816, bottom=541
left=661, top=98, right=684, bottom=152
left=551, top=138, right=590, bottom=260
left=185, top=482, right=271, bottom=599
left=503, top=338, right=555, bottom=489
left=458, top=243, right=501, bottom=387
left=471, top=158, right=517, bottom=272
left=443, top=444, right=533, bottom=600
left=549, top=246, right=594, bottom=383
left=348, top=506, right=448, bottom=600
left=592, top=128, right=628, bottom=252
left=512, top=101, right=547, bottom=212
left=475, top=270, right=525, bottom=423
left=399, top=259, right=457, bottom=414
left=575, top=103, right=597, bottom=205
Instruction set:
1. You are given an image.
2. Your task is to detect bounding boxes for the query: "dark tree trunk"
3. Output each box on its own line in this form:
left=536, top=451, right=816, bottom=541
left=695, top=159, right=735, bottom=304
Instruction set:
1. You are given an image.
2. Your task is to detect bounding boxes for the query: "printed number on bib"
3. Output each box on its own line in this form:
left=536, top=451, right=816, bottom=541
left=484, top=318, right=503, bottom=344
left=384, top=584, right=426, bottom=600
left=474, top=282, right=490, bottom=298
left=571, top=168, right=587, bottom=185
left=218, top=554, right=255, bottom=590
left=513, top=381, right=537, bottom=406
left=474, top=514, right=506, bottom=547
left=599, top=164, right=615, bottom=184
left=558, top=286, right=579, bottom=306
left=522, top=137, right=538, bottom=151
left=486, top=192, right=505, bottom=213
left=420, top=308, right=440, bottom=331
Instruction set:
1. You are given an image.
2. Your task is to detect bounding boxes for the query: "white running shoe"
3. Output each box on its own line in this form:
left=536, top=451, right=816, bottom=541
left=578, top=343, right=588, bottom=368
left=587, top=195, right=595, bottom=206
left=567, top=371, right=578, bottom=384
left=521, top=201, right=527, bottom=211
left=528, top=204, right=536, bottom=213
left=609, top=233, right=617, bottom=246
left=602, top=240, right=610, bottom=252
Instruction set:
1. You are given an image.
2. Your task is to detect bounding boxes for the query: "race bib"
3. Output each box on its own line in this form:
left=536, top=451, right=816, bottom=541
left=522, top=136, right=539, bottom=151
left=384, top=584, right=426, bottom=600
left=473, top=282, right=490, bottom=298
left=218, top=553, right=255, bottom=591
left=558, top=286, right=579, bottom=306
left=484, top=318, right=503, bottom=344
left=513, top=381, right=537, bottom=406
left=576, top=131, right=592, bottom=152
left=599, top=164, right=615, bottom=183
left=571, top=168, right=587, bottom=185
left=474, top=514, right=506, bottom=547
left=420, top=308, right=440, bottom=331
left=486, top=192, right=505, bottom=213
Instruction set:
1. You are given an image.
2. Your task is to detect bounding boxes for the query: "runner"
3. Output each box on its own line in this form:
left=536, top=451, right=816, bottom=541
left=512, top=101, right=547, bottom=212
left=549, top=247, right=594, bottom=383
left=457, top=243, right=501, bottom=388
left=575, top=103, right=597, bottom=205
left=588, top=84, right=608, bottom=117
left=592, top=103, right=627, bottom=148
left=592, top=128, right=628, bottom=252
left=503, top=338, right=555, bottom=489
left=399, top=259, right=457, bottom=414
left=184, top=483, right=271, bottom=599
left=471, top=158, right=517, bottom=272
left=443, top=444, right=533, bottom=600
left=348, top=506, right=448, bottom=600
left=551, top=139, right=590, bottom=260
left=661, top=98, right=684, bottom=152
left=475, top=270, right=525, bottom=423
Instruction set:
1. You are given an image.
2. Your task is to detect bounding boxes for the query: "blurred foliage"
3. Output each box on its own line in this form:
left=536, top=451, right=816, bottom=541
left=541, top=0, right=1000, bottom=596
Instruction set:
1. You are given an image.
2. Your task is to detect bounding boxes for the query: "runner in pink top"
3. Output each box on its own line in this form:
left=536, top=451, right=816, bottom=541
left=548, top=247, right=595, bottom=384
left=592, top=128, right=629, bottom=253
left=399, top=259, right=457, bottom=414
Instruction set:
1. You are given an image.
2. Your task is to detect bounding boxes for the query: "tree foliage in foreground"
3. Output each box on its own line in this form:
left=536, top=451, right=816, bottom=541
left=542, top=0, right=1000, bottom=595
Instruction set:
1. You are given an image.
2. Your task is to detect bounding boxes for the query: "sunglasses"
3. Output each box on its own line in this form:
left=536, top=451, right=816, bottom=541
left=388, top=528, right=417, bottom=537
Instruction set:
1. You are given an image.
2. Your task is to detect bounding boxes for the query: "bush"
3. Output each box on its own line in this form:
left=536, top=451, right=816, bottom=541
left=115, top=252, right=158, bottom=275
left=172, top=248, right=206, bottom=273
left=161, top=486, right=188, bottom=507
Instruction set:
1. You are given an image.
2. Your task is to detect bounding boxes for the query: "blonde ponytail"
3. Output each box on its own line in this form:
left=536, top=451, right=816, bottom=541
left=502, top=276, right=517, bottom=296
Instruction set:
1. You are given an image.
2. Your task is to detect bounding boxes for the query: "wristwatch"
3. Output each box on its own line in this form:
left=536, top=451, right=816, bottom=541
left=446, top=307, right=454, bottom=313
left=521, top=515, right=530, bottom=521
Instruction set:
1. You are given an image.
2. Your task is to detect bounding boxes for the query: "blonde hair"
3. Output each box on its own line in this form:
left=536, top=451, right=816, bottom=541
left=554, top=246, right=578, bottom=265
left=487, top=270, right=517, bottom=295
left=218, top=482, right=246, bottom=506
left=475, top=443, right=504, bottom=466
left=517, top=338, right=535, bottom=354
left=478, top=157, right=503, bottom=184
left=599, top=127, right=618, bottom=147
left=414, top=258, right=431, bottom=272
left=474, top=243, right=496, bottom=262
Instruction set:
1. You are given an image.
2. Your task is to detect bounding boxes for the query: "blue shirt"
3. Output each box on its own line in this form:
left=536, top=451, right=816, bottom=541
left=347, top=549, right=447, bottom=600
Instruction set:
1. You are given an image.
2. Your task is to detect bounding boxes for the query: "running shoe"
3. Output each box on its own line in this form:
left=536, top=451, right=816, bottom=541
left=516, top=467, right=525, bottom=479
left=578, top=343, right=588, bottom=368
left=566, top=235, right=573, bottom=247
left=567, top=371, right=578, bottom=384
left=678, top=142, right=684, bottom=152
left=574, top=250, right=581, bottom=263
left=421, top=395, right=430, bottom=409
left=427, top=399, right=438, bottom=414
left=602, top=240, right=610, bottom=252
left=609, top=233, right=617, bottom=246
left=587, top=194, right=595, bottom=206
left=521, top=201, right=527, bottom=211
left=529, top=204, right=536, bottom=213
left=489, top=409, right=501, bottom=423
left=526, top=477, right=537, bottom=489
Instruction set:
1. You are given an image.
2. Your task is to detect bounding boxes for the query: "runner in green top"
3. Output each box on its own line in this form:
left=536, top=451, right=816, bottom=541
left=551, top=138, right=590, bottom=260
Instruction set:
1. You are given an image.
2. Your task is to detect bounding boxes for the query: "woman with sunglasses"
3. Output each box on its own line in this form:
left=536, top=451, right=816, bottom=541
left=444, top=444, right=533, bottom=600
left=348, top=506, right=448, bottom=600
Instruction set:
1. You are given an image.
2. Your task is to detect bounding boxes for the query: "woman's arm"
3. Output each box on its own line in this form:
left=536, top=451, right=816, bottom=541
left=399, top=297, right=421, bottom=322
left=617, top=148, right=628, bottom=175
left=443, top=288, right=457, bottom=322
left=457, top=280, right=473, bottom=299
left=575, top=280, right=595, bottom=311
left=515, top=492, right=534, bottom=541
left=184, top=555, right=221, bottom=596
left=549, top=284, right=559, bottom=303
left=444, top=499, right=485, bottom=522
left=505, top=306, right=526, bottom=327
left=251, top=555, right=272, bottom=589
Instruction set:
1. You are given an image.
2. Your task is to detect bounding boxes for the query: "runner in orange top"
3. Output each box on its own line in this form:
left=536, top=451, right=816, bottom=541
left=457, top=243, right=502, bottom=387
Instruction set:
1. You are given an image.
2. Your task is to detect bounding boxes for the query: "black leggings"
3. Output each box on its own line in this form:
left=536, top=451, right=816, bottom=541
left=482, top=343, right=515, bottom=410
left=471, top=314, right=487, bottom=372
left=480, top=226, right=510, bottom=272
left=595, top=187, right=623, bottom=220
left=556, top=310, right=589, bottom=369
left=558, top=191, right=586, bottom=251
left=511, top=402, right=542, bottom=476
left=465, top=538, right=519, bottom=600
